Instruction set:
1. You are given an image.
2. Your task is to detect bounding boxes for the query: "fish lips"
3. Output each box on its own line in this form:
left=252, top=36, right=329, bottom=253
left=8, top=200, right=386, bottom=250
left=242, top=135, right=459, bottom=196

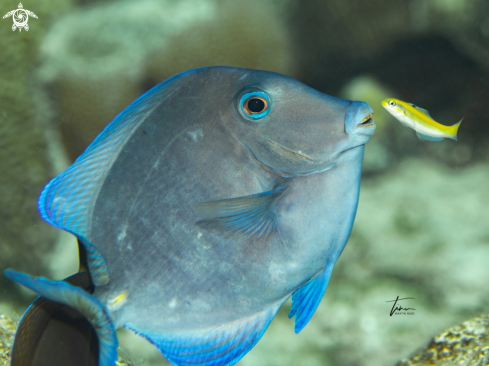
left=345, top=101, right=376, bottom=137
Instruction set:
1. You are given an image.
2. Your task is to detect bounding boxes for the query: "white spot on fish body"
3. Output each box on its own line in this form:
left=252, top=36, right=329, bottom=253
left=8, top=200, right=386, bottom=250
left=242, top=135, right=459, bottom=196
left=168, top=298, right=177, bottom=309
left=197, top=232, right=203, bottom=239
left=186, top=128, right=203, bottom=143
left=117, top=227, right=127, bottom=242
left=238, top=73, right=248, bottom=81
left=268, top=262, right=286, bottom=285
left=272, top=88, right=283, bottom=95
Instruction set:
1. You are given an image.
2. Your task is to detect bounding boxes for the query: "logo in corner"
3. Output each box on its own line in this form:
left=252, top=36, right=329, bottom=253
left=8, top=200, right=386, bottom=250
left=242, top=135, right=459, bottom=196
left=3, top=3, right=37, bottom=32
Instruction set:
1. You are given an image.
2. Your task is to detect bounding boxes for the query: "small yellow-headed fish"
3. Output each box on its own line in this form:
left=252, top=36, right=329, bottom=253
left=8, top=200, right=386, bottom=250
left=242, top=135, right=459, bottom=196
left=382, top=98, right=463, bottom=141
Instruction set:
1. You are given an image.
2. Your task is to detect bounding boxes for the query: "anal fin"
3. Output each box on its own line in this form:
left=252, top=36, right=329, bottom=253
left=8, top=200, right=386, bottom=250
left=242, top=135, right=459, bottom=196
left=416, top=131, right=444, bottom=142
left=4, top=270, right=117, bottom=366
left=125, top=300, right=285, bottom=366
left=288, top=260, right=335, bottom=333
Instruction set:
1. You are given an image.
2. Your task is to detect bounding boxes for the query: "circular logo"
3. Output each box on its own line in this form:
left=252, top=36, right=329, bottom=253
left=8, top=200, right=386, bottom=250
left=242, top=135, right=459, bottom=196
left=12, top=9, right=28, bottom=28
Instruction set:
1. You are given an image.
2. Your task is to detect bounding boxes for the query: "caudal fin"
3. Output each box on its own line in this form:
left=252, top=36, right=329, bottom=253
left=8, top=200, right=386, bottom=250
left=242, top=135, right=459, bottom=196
left=449, top=117, right=464, bottom=141
left=4, top=270, right=118, bottom=366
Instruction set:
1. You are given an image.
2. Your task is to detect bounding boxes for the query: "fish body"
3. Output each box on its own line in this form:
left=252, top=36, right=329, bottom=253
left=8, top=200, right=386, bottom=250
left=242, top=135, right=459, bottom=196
left=381, top=98, right=462, bottom=141
left=5, top=67, right=375, bottom=366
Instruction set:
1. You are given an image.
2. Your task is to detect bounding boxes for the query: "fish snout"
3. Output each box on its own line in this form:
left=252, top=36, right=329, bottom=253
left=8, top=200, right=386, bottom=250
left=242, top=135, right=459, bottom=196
left=345, top=101, right=376, bottom=136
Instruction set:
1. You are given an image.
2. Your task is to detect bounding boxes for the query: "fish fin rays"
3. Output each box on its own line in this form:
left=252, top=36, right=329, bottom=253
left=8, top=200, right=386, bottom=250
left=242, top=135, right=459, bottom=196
left=416, top=131, right=444, bottom=142
left=450, top=117, right=464, bottom=141
left=288, top=261, right=334, bottom=333
left=410, top=104, right=433, bottom=118
left=37, top=79, right=175, bottom=285
left=4, top=270, right=118, bottom=366
left=125, top=301, right=283, bottom=366
left=9, top=271, right=98, bottom=366
left=195, top=186, right=286, bottom=240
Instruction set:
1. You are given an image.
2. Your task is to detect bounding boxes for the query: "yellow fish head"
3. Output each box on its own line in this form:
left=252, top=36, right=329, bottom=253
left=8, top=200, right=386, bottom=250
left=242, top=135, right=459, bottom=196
left=381, top=98, right=404, bottom=113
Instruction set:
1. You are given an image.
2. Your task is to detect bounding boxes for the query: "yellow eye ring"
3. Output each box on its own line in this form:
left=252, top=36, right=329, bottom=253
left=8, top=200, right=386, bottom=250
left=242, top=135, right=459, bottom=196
left=243, top=97, right=268, bottom=115
left=239, top=91, right=271, bottom=120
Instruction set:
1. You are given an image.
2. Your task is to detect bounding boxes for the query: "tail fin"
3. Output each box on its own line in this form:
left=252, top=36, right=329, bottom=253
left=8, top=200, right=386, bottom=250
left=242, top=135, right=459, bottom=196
left=4, top=270, right=117, bottom=366
left=450, top=117, right=464, bottom=141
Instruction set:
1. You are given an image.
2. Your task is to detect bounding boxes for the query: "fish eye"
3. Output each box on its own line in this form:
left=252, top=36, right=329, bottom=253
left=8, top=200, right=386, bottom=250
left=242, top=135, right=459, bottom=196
left=388, top=101, right=396, bottom=106
left=240, top=91, right=270, bottom=120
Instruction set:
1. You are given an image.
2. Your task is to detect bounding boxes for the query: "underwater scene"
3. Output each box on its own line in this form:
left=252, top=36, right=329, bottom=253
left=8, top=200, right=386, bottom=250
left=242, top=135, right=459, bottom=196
left=1, top=0, right=489, bottom=365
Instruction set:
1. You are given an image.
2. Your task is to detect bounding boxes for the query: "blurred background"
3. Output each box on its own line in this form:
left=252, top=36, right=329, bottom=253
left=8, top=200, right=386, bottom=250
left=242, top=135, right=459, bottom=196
left=1, top=0, right=489, bottom=365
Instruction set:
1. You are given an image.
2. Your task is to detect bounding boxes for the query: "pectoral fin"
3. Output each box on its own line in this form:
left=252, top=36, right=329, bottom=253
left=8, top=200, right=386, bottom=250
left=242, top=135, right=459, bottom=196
left=195, top=185, right=286, bottom=240
left=288, top=260, right=335, bottom=333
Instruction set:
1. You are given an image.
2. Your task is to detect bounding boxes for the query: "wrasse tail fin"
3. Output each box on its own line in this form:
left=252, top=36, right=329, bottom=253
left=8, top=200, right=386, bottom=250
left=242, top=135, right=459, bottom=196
left=288, top=260, right=334, bottom=333
left=4, top=270, right=117, bottom=366
left=125, top=300, right=285, bottom=366
left=195, top=185, right=286, bottom=241
left=449, top=117, right=464, bottom=141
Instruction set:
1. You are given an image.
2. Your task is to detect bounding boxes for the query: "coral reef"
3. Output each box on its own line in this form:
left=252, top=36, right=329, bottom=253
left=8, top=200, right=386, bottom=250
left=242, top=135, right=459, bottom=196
left=396, top=313, right=489, bottom=366
left=0, top=315, right=15, bottom=366
left=0, top=0, right=74, bottom=305
left=144, top=0, right=294, bottom=85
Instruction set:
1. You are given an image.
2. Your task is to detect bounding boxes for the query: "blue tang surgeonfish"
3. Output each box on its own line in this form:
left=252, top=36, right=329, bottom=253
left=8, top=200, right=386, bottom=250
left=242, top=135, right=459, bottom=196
left=5, top=66, right=375, bottom=366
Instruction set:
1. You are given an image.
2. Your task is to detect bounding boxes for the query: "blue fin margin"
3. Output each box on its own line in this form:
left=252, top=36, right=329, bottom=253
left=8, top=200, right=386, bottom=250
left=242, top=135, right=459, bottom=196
left=125, top=301, right=284, bottom=366
left=288, top=260, right=334, bottom=333
left=37, top=74, right=185, bottom=286
left=4, top=270, right=118, bottom=366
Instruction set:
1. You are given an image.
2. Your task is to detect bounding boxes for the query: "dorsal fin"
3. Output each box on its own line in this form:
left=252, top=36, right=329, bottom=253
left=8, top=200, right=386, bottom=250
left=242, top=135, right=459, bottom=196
left=125, top=300, right=285, bottom=366
left=410, top=104, right=432, bottom=118
left=288, top=260, right=334, bottom=333
left=37, top=76, right=180, bottom=286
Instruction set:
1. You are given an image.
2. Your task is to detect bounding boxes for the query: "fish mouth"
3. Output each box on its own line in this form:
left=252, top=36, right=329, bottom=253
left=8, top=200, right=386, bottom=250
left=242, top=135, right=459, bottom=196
left=357, top=113, right=375, bottom=128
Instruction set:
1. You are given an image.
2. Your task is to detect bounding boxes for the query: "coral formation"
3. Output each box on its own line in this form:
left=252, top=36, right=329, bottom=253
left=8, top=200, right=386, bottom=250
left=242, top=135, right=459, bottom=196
left=396, top=314, right=489, bottom=366
left=0, top=0, right=74, bottom=304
